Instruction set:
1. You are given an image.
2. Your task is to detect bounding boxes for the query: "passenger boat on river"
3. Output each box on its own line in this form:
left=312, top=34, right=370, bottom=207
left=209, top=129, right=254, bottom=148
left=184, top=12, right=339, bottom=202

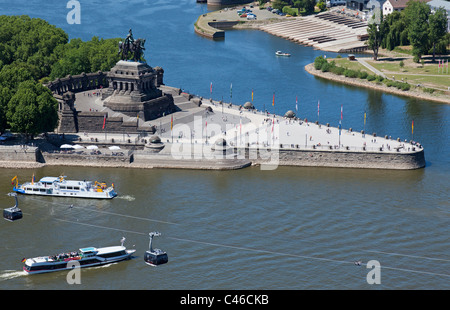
left=12, top=175, right=117, bottom=199
left=23, top=238, right=135, bottom=274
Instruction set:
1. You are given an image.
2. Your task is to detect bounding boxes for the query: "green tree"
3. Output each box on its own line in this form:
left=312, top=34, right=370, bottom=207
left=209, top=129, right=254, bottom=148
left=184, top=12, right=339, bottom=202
left=273, top=0, right=290, bottom=10
left=0, top=86, right=11, bottom=133
left=382, top=11, right=409, bottom=50
left=6, top=80, right=58, bottom=138
left=0, top=15, right=68, bottom=79
left=0, top=63, right=40, bottom=91
left=49, top=36, right=121, bottom=79
left=367, top=14, right=386, bottom=61
left=404, top=1, right=431, bottom=61
left=303, top=0, right=316, bottom=14
left=428, top=7, right=448, bottom=61
left=317, top=0, right=326, bottom=12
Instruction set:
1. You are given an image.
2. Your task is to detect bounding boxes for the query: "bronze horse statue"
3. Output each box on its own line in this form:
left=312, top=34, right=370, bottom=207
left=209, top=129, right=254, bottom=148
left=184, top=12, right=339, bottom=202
left=118, top=29, right=146, bottom=62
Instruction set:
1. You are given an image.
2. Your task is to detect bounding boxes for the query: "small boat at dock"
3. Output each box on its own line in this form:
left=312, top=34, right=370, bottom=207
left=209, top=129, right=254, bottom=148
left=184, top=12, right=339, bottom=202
left=12, top=175, right=117, bottom=199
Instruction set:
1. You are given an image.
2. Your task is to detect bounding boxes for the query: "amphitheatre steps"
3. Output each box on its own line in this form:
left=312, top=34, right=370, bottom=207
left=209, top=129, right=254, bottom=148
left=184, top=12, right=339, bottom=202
left=260, top=12, right=368, bottom=53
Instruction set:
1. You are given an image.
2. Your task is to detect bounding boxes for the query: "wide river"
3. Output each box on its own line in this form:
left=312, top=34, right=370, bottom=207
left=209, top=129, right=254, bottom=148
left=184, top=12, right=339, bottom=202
left=0, top=0, right=449, bottom=290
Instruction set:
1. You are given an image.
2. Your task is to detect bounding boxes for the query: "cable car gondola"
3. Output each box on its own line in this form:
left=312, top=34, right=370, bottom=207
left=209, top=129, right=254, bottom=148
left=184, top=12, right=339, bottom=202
left=3, top=193, right=23, bottom=222
left=144, top=232, right=168, bottom=266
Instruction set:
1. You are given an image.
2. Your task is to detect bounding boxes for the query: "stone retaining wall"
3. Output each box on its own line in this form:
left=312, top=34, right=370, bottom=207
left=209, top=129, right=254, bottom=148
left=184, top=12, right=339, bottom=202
left=0, top=146, right=41, bottom=163
left=237, top=147, right=426, bottom=170
left=43, top=152, right=133, bottom=166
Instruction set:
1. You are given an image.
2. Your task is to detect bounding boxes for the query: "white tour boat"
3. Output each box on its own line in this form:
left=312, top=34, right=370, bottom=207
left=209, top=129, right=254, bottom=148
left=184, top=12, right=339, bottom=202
left=275, top=50, right=291, bottom=57
left=23, top=238, right=136, bottom=274
left=12, top=175, right=117, bottom=199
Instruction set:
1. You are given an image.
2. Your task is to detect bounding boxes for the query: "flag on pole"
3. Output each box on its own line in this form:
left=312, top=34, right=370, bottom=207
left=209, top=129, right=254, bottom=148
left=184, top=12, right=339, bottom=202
left=295, top=96, right=298, bottom=113
left=271, top=115, right=275, bottom=133
left=102, top=114, right=106, bottom=129
left=239, top=116, right=242, bottom=138
left=364, top=111, right=366, bottom=126
left=272, top=92, right=275, bottom=106
left=210, top=82, right=212, bottom=95
left=340, top=105, right=343, bottom=121
left=230, top=83, right=232, bottom=98
left=251, top=89, right=254, bottom=102
left=317, top=100, right=320, bottom=120
left=171, top=115, right=173, bottom=130
left=412, top=120, right=414, bottom=135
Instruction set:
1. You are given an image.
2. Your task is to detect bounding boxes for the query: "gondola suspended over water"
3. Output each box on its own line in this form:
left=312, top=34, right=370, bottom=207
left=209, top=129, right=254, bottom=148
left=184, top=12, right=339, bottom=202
left=144, top=232, right=168, bottom=266
left=3, top=193, right=23, bottom=221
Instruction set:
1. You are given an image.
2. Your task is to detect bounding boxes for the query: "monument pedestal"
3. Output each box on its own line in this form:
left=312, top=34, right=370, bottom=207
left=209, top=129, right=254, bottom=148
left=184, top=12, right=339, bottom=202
left=102, top=60, right=174, bottom=120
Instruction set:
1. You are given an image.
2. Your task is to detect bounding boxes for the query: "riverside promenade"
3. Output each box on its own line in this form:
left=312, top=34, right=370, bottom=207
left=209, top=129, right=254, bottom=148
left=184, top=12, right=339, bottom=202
left=0, top=83, right=424, bottom=170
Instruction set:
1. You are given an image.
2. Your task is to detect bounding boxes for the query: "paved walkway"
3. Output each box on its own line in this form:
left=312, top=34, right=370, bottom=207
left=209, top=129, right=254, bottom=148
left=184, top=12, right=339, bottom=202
left=68, top=85, right=419, bottom=155
left=357, top=57, right=387, bottom=78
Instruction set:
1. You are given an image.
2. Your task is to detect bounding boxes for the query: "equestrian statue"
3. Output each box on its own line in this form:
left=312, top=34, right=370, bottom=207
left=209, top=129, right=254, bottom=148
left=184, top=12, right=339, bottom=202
left=118, top=29, right=146, bottom=62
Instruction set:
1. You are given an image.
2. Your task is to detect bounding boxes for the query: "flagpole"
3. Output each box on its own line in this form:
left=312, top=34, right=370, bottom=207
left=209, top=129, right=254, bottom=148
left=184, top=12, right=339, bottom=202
left=272, top=92, right=275, bottom=116
left=317, top=100, right=320, bottom=124
left=230, top=82, right=232, bottom=105
left=339, top=105, right=343, bottom=149
left=363, top=110, right=366, bottom=137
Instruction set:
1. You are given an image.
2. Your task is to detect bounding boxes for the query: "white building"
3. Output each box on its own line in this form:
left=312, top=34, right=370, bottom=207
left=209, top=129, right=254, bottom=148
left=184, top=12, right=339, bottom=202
left=382, top=0, right=410, bottom=15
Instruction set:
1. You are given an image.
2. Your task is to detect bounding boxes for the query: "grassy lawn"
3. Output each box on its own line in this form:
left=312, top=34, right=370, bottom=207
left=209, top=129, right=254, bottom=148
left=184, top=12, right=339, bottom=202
left=332, top=58, right=371, bottom=73
left=367, top=58, right=450, bottom=90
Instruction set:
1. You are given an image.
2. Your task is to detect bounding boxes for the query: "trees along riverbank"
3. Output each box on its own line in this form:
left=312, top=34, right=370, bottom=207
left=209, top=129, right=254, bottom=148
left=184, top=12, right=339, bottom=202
left=309, top=53, right=450, bottom=104
left=0, top=15, right=122, bottom=138
left=366, top=0, right=449, bottom=63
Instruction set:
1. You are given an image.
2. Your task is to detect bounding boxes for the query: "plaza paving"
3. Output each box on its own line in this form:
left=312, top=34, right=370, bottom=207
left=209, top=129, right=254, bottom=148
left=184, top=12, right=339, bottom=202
left=72, top=85, right=421, bottom=156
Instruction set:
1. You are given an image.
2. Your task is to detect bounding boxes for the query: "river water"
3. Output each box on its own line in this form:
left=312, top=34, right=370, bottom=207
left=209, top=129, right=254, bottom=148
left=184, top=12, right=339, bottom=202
left=0, top=0, right=449, bottom=290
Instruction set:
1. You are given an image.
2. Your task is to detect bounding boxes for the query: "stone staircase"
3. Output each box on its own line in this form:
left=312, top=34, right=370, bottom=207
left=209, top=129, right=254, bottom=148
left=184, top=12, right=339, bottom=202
left=260, top=11, right=368, bottom=53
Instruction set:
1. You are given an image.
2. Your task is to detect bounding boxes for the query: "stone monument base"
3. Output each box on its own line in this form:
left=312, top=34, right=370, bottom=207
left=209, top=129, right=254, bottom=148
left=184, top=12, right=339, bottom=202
left=102, top=60, right=175, bottom=121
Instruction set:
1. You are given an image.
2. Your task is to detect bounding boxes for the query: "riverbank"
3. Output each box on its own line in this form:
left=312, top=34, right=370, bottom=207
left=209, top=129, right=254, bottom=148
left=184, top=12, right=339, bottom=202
left=304, top=63, right=450, bottom=104
left=0, top=84, right=426, bottom=171
left=195, top=5, right=286, bottom=39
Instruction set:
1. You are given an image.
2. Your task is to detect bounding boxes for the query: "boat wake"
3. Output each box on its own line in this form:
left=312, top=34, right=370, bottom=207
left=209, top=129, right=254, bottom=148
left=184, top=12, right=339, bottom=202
left=0, top=270, right=25, bottom=281
left=116, top=195, right=135, bottom=202
left=91, top=262, right=118, bottom=270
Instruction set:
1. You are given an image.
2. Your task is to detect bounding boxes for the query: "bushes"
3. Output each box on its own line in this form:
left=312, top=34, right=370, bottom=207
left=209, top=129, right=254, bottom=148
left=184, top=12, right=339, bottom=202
left=358, top=71, right=368, bottom=79
left=320, top=62, right=332, bottom=72
left=331, top=66, right=345, bottom=75
left=312, top=56, right=409, bottom=91
left=282, top=6, right=298, bottom=16
left=385, top=80, right=411, bottom=91
left=314, top=56, right=327, bottom=70
left=344, top=69, right=358, bottom=78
